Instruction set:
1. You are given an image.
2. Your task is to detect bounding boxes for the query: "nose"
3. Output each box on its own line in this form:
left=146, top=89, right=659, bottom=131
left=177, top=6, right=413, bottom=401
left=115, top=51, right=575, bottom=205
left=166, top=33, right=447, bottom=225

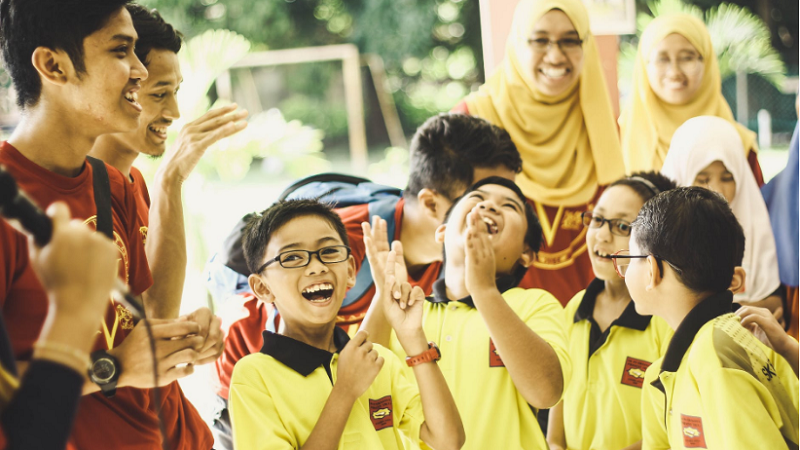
left=595, top=219, right=613, bottom=241
left=164, top=95, right=180, bottom=120
left=131, top=54, right=148, bottom=82
left=544, top=43, right=567, bottom=63
left=706, top=179, right=723, bottom=195
left=304, top=253, right=329, bottom=276
left=478, top=201, right=498, bottom=214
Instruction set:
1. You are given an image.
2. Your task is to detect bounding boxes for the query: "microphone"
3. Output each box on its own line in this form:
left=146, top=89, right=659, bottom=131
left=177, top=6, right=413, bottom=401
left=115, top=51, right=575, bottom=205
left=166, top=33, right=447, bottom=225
left=0, top=165, right=145, bottom=318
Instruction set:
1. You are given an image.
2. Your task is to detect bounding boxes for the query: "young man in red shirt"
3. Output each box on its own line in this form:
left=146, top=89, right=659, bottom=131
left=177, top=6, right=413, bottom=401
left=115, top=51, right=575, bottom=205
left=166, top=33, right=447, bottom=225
left=0, top=1, right=221, bottom=448
left=210, top=113, right=522, bottom=448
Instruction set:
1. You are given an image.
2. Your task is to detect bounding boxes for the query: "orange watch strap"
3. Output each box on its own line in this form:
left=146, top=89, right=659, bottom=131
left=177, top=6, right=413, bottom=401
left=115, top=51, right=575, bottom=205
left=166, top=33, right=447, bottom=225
left=405, top=342, right=440, bottom=367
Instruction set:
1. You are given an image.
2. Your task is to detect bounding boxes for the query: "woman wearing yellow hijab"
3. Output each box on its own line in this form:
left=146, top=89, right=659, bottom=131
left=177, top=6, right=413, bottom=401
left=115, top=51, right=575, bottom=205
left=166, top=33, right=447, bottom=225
left=619, top=13, right=764, bottom=184
left=453, top=0, right=625, bottom=305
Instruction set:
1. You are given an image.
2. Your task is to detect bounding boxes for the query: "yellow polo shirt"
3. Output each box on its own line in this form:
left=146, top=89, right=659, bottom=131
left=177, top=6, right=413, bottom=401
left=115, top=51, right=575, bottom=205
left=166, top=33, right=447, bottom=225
left=641, top=291, right=799, bottom=450
left=562, top=279, right=673, bottom=450
left=229, top=327, right=424, bottom=450
left=389, top=277, right=571, bottom=450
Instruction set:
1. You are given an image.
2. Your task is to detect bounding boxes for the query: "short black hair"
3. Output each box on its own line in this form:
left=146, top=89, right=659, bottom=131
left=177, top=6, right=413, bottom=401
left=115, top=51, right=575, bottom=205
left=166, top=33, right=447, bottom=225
left=242, top=199, right=350, bottom=274
left=0, top=0, right=131, bottom=109
left=126, top=4, right=182, bottom=66
left=405, top=114, right=522, bottom=201
left=633, top=186, right=745, bottom=294
left=610, top=171, right=677, bottom=203
left=448, top=176, right=543, bottom=253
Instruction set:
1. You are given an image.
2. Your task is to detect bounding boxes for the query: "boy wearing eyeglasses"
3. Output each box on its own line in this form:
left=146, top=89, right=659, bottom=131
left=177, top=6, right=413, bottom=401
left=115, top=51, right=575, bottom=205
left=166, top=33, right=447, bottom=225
left=228, top=199, right=464, bottom=450
left=361, top=176, right=571, bottom=450
left=619, top=187, right=798, bottom=450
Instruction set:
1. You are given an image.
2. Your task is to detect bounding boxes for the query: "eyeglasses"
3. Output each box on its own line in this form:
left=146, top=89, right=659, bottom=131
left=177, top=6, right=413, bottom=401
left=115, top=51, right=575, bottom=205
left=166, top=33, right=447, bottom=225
left=527, top=37, right=583, bottom=54
left=581, top=211, right=633, bottom=237
left=648, top=54, right=704, bottom=74
left=257, top=245, right=351, bottom=272
left=609, top=249, right=684, bottom=279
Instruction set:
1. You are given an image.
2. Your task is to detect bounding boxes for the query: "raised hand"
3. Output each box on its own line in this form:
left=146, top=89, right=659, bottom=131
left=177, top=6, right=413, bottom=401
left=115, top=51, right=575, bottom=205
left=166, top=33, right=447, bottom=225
left=362, top=216, right=407, bottom=295
left=381, top=251, right=424, bottom=338
left=336, top=330, right=384, bottom=400
left=464, top=207, right=497, bottom=295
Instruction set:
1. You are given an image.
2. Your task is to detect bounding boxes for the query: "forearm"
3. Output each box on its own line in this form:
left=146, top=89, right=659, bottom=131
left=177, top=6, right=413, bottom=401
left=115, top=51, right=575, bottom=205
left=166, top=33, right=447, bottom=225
left=143, top=176, right=187, bottom=319
left=398, top=331, right=464, bottom=450
left=300, top=386, right=356, bottom=450
left=775, top=336, right=799, bottom=377
left=546, top=400, right=566, bottom=450
left=473, top=288, right=563, bottom=408
left=359, top=290, right=392, bottom=347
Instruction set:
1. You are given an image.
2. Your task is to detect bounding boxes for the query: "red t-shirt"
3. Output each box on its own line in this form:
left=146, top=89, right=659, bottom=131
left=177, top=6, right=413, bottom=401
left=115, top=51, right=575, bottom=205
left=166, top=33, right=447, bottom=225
left=0, top=141, right=167, bottom=450
left=213, top=198, right=443, bottom=399
left=128, top=165, right=214, bottom=450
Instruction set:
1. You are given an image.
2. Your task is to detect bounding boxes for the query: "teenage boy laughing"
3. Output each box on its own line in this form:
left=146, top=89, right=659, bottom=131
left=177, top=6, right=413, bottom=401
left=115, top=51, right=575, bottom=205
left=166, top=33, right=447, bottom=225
left=0, top=1, right=220, bottom=448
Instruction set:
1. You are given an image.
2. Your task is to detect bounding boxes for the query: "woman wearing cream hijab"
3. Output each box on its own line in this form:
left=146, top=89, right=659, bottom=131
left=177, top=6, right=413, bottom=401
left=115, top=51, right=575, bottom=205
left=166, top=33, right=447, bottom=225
left=661, top=116, right=781, bottom=311
left=620, top=14, right=764, bottom=184
left=453, top=0, right=625, bottom=305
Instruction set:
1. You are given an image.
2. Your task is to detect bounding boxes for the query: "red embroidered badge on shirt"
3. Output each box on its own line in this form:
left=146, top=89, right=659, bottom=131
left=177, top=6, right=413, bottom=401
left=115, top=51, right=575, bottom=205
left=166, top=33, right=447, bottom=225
left=681, top=414, right=707, bottom=448
left=489, top=339, right=505, bottom=367
left=620, top=356, right=651, bottom=388
left=369, top=395, right=393, bottom=431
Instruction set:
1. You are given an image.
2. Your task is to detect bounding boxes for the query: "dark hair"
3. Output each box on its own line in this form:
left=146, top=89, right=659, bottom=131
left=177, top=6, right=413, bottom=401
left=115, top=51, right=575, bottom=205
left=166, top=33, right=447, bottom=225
left=447, top=176, right=543, bottom=253
left=609, top=171, right=678, bottom=203
left=0, top=0, right=131, bottom=109
left=633, top=186, right=745, bottom=294
left=405, top=114, right=523, bottom=201
left=242, top=199, right=350, bottom=274
left=126, top=5, right=182, bottom=65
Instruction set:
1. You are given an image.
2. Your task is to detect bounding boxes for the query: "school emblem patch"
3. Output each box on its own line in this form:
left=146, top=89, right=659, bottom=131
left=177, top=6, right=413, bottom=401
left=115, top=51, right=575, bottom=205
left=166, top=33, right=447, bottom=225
left=489, top=339, right=505, bottom=367
left=369, top=396, right=393, bottom=431
left=681, top=414, right=707, bottom=448
left=620, top=356, right=651, bottom=388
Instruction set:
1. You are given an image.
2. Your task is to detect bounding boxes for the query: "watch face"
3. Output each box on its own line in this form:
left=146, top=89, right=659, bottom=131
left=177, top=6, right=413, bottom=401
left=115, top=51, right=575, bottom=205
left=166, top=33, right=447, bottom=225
left=92, top=358, right=116, bottom=383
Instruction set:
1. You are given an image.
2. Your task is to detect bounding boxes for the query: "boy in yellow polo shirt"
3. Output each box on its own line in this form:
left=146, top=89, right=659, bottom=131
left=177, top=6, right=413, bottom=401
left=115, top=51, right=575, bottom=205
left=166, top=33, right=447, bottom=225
left=228, top=199, right=464, bottom=449
left=618, top=187, right=799, bottom=450
left=362, top=176, right=571, bottom=450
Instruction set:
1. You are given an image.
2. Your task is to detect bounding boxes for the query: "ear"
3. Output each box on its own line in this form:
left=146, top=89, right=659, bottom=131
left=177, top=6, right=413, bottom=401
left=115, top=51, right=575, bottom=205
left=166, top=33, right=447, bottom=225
left=645, top=255, right=662, bottom=291
left=249, top=274, right=275, bottom=303
left=728, top=266, right=746, bottom=295
left=31, top=47, right=71, bottom=87
left=345, top=255, right=357, bottom=288
left=518, top=247, right=535, bottom=268
left=418, top=188, right=452, bottom=222
left=434, top=223, right=447, bottom=244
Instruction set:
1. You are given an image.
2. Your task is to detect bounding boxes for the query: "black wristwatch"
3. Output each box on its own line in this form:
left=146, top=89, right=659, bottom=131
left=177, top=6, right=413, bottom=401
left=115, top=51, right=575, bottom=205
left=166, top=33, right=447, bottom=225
left=89, top=350, right=120, bottom=398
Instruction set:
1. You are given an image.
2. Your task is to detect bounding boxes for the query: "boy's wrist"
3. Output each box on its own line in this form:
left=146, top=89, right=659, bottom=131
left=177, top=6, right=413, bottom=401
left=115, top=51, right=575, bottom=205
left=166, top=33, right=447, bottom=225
left=396, top=331, right=429, bottom=356
left=331, top=380, right=360, bottom=404
left=469, top=285, right=501, bottom=304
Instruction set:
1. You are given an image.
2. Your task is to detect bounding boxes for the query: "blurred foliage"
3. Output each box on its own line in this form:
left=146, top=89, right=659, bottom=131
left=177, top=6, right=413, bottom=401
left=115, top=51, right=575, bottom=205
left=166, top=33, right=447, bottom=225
left=619, top=0, right=786, bottom=92
left=367, top=146, right=410, bottom=189
left=140, top=0, right=483, bottom=138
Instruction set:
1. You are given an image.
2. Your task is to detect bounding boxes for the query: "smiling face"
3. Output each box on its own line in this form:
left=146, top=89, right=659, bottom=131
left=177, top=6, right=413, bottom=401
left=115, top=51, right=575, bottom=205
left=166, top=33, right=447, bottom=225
left=625, top=229, right=654, bottom=315
left=442, top=183, right=531, bottom=275
left=586, top=185, right=645, bottom=281
left=66, top=7, right=148, bottom=135
left=253, top=215, right=356, bottom=328
left=518, top=9, right=585, bottom=97
left=115, top=48, right=182, bottom=156
left=646, top=33, right=705, bottom=105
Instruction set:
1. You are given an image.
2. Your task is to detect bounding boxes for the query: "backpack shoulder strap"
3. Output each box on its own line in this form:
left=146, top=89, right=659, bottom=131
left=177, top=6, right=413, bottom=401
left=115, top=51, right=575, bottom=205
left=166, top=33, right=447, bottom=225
left=86, top=156, right=113, bottom=240
left=342, top=196, right=401, bottom=307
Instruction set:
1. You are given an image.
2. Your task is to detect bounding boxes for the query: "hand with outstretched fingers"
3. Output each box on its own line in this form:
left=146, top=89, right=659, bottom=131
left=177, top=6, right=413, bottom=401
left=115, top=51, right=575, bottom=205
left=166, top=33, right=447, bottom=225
left=362, top=216, right=407, bottom=298
left=381, top=250, right=424, bottom=338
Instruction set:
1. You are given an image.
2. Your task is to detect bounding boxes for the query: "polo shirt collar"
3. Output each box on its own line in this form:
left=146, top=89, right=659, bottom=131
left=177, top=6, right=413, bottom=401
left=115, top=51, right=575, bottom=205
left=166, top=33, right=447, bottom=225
left=573, top=278, right=652, bottom=331
left=260, top=327, right=350, bottom=377
left=658, top=290, right=733, bottom=373
left=427, top=270, right=521, bottom=308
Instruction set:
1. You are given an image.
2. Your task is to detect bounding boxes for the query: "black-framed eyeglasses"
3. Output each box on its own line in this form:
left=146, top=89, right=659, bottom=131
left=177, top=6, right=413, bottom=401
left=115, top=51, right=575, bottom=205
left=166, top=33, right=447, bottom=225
left=527, top=37, right=583, bottom=54
left=609, top=249, right=684, bottom=279
left=581, top=211, right=633, bottom=237
left=257, top=245, right=351, bottom=273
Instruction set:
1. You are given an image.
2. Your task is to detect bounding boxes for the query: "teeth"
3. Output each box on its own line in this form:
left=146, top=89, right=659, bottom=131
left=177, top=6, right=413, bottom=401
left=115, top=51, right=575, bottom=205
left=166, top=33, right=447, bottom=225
left=149, top=126, right=168, bottom=134
left=302, top=282, right=333, bottom=294
left=124, top=91, right=138, bottom=102
left=541, top=67, right=568, bottom=78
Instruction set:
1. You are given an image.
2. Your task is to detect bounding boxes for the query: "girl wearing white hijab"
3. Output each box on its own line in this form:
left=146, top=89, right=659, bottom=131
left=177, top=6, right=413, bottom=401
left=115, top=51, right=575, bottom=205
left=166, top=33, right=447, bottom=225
left=661, top=116, right=781, bottom=311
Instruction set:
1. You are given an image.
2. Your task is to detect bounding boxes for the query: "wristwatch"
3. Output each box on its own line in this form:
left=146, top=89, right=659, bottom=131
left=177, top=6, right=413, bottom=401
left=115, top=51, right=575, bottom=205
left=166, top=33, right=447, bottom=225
left=405, top=342, right=441, bottom=367
left=89, top=350, right=120, bottom=398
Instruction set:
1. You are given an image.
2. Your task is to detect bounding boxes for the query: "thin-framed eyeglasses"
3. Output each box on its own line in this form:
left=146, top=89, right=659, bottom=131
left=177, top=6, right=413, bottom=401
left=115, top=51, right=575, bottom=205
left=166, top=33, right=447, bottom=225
left=581, top=211, right=633, bottom=237
left=648, top=54, right=704, bottom=75
left=257, top=245, right=351, bottom=273
left=527, top=37, right=583, bottom=54
left=609, top=249, right=684, bottom=279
